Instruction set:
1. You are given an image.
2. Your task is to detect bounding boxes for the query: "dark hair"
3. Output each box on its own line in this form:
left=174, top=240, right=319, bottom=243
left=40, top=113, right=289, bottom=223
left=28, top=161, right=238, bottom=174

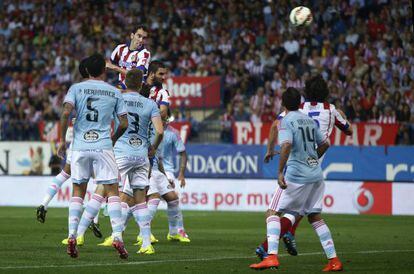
left=148, top=60, right=167, bottom=76
left=86, top=53, right=105, bottom=77
left=125, top=69, right=143, bottom=90
left=140, top=83, right=151, bottom=98
left=78, top=57, right=89, bottom=78
left=282, top=87, right=301, bottom=111
left=304, top=75, right=329, bottom=102
left=134, top=25, right=149, bottom=34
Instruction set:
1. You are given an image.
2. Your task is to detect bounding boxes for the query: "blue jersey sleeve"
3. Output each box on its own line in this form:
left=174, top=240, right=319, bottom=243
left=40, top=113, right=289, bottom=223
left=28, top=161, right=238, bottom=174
left=64, top=85, right=76, bottom=107
left=278, top=118, right=293, bottom=145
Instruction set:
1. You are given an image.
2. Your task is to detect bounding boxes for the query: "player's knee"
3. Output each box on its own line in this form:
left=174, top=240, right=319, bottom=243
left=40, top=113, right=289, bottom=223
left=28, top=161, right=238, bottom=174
left=63, top=164, right=71, bottom=174
left=265, top=209, right=279, bottom=218
left=307, top=213, right=322, bottom=223
left=163, top=191, right=178, bottom=202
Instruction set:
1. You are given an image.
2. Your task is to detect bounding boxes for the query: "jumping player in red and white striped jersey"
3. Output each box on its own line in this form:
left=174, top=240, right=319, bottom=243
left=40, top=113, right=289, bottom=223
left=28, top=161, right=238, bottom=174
left=106, top=25, right=151, bottom=86
left=257, top=75, right=353, bottom=261
left=146, top=60, right=170, bottom=120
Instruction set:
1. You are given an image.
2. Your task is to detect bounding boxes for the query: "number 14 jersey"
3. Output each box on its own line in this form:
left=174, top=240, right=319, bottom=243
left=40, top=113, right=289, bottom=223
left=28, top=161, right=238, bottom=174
left=278, top=111, right=328, bottom=184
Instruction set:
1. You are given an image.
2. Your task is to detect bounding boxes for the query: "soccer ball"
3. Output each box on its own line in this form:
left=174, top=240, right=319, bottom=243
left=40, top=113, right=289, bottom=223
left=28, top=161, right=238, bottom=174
left=289, top=6, right=313, bottom=27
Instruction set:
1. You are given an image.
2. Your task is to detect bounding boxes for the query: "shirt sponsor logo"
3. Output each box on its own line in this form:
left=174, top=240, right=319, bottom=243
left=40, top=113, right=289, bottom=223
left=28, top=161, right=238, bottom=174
left=129, top=136, right=142, bottom=147
left=83, top=130, right=99, bottom=141
left=307, top=157, right=318, bottom=167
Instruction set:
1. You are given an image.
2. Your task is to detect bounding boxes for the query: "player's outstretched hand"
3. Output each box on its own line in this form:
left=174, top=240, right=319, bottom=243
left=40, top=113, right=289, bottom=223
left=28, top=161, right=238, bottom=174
left=264, top=151, right=280, bottom=163
left=278, top=174, right=287, bottom=189
left=178, top=174, right=186, bottom=188
left=57, top=143, right=66, bottom=159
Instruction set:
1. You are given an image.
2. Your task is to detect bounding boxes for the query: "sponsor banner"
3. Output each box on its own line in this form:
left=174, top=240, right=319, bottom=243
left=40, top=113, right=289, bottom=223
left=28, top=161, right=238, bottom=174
left=179, top=145, right=414, bottom=182
left=180, top=144, right=263, bottom=178
left=166, top=76, right=221, bottom=108
left=232, top=122, right=399, bottom=146
left=169, top=122, right=191, bottom=143
left=0, top=142, right=52, bottom=175
left=1, top=176, right=413, bottom=215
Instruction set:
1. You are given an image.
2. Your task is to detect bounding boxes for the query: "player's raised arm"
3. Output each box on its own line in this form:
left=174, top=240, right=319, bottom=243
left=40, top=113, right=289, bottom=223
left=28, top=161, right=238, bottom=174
left=265, top=113, right=284, bottom=163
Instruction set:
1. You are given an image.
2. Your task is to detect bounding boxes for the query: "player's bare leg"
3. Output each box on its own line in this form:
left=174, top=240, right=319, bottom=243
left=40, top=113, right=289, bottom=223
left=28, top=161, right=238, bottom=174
left=308, top=213, right=343, bottom=272
left=37, top=164, right=71, bottom=223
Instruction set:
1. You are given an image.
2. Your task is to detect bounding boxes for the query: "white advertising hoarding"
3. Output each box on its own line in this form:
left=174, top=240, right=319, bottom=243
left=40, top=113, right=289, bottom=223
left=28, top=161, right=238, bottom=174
left=0, top=177, right=412, bottom=215
left=0, top=142, right=53, bottom=175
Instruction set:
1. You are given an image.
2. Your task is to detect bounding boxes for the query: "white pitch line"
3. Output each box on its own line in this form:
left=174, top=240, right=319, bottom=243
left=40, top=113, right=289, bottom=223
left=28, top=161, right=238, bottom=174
left=1, top=249, right=414, bottom=270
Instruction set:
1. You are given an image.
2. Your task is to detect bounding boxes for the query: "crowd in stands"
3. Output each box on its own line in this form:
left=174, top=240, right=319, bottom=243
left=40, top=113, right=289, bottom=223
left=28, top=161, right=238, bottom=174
left=0, top=0, right=412, bottom=144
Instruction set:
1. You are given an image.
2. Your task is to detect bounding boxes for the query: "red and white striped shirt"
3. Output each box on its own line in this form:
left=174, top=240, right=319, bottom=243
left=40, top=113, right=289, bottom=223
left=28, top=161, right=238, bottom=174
left=149, top=86, right=170, bottom=106
left=110, top=44, right=151, bottom=83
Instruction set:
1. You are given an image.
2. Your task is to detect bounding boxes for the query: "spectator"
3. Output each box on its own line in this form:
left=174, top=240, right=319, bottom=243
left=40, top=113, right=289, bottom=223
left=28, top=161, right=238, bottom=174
left=233, top=102, right=250, bottom=122
left=220, top=104, right=234, bottom=143
left=30, top=146, right=44, bottom=175
left=249, top=87, right=268, bottom=123
left=378, top=106, right=397, bottom=124
left=261, top=102, right=276, bottom=123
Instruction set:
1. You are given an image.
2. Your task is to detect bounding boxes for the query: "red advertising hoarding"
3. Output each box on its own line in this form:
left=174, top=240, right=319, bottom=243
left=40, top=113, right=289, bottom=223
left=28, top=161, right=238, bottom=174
left=232, top=122, right=400, bottom=146
left=165, top=76, right=221, bottom=108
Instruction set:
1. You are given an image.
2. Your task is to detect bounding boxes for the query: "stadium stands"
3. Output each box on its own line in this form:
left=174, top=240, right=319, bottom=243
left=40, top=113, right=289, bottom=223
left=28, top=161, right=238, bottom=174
left=0, top=0, right=412, bottom=143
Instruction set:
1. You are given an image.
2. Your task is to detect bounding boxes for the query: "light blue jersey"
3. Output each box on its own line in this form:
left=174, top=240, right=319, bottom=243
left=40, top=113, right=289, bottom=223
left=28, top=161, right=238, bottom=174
left=114, top=92, right=160, bottom=158
left=278, top=111, right=327, bottom=184
left=160, top=126, right=186, bottom=173
left=64, top=79, right=127, bottom=151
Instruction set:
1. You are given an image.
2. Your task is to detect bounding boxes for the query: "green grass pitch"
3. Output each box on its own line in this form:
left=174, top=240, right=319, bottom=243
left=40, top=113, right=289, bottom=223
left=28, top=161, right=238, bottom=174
left=0, top=207, right=413, bottom=273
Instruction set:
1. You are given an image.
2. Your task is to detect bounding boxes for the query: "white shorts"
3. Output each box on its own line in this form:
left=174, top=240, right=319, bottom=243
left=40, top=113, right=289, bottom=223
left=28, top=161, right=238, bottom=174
left=117, top=157, right=149, bottom=197
left=66, top=144, right=72, bottom=165
left=268, top=180, right=325, bottom=216
left=147, top=170, right=174, bottom=196
left=165, top=171, right=176, bottom=187
left=71, top=149, right=118, bottom=185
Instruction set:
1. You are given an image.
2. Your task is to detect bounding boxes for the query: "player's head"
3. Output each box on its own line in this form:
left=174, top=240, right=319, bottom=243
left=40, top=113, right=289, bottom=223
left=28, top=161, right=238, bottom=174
left=130, top=25, right=149, bottom=49
left=125, top=68, right=143, bottom=92
left=78, top=57, right=90, bottom=79
left=282, top=87, right=301, bottom=111
left=86, top=53, right=106, bottom=77
left=304, top=75, right=329, bottom=102
left=148, top=60, right=167, bottom=86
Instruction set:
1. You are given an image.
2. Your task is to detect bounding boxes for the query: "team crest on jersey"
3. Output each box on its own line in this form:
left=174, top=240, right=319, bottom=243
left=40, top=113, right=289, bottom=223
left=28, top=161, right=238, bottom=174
left=306, top=157, right=319, bottom=167
left=128, top=136, right=142, bottom=146
left=84, top=130, right=99, bottom=141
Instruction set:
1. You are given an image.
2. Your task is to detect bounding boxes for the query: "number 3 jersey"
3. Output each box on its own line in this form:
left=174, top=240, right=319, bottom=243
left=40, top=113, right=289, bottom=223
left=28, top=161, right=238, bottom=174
left=113, top=92, right=160, bottom=158
left=64, top=79, right=127, bottom=151
left=278, top=111, right=328, bottom=184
